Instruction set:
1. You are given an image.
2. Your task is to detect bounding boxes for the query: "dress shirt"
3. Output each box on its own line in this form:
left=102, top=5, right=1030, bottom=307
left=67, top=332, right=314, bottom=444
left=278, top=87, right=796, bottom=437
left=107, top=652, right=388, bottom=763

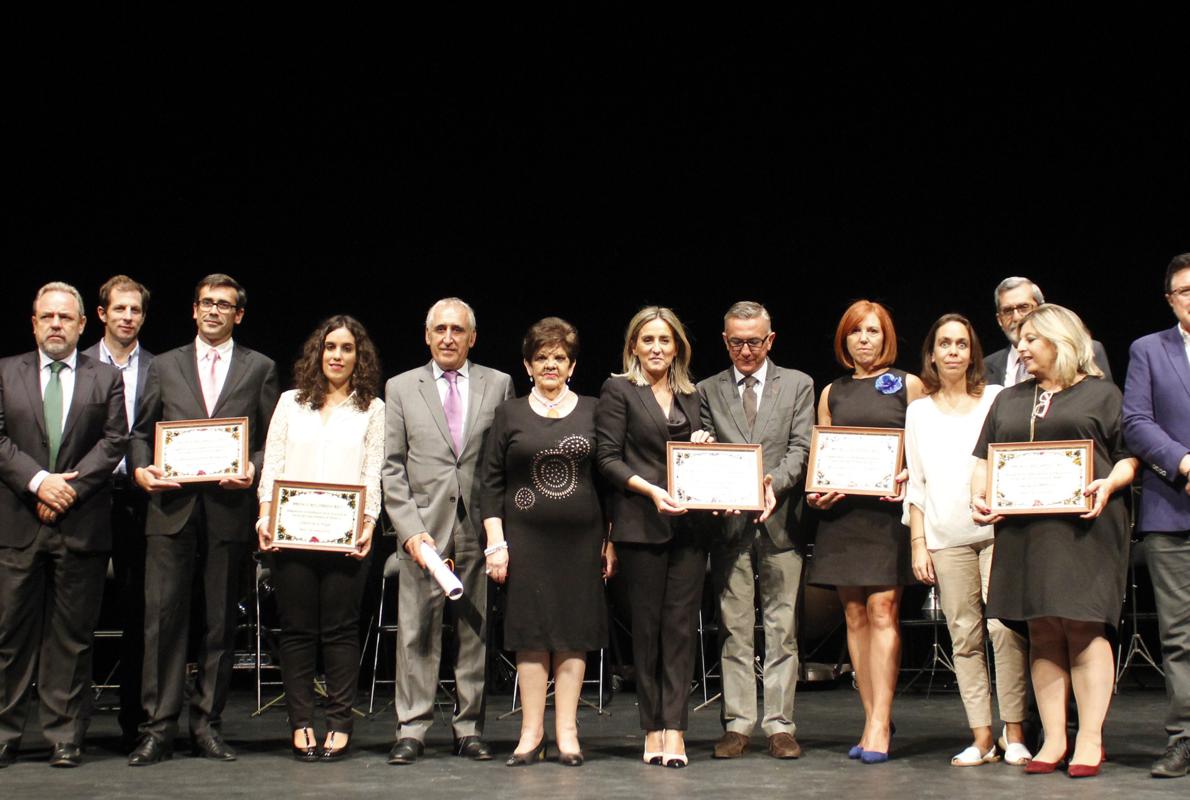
left=1003, top=346, right=1025, bottom=387
left=97, top=339, right=140, bottom=474
left=195, top=336, right=235, bottom=401
left=732, top=359, right=770, bottom=409
left=1181, top=323, right=1190, bottom=368
left=432, top=359, right=470, bottom=440
left=29, top=349, right=79, bottom=492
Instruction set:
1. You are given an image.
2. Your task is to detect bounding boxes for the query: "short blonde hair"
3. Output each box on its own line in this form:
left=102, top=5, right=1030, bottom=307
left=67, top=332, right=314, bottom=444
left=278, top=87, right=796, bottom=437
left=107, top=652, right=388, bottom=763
left=1019, top=303, right=1103, bottom=387
left=616, top=306, right=695, bottom=394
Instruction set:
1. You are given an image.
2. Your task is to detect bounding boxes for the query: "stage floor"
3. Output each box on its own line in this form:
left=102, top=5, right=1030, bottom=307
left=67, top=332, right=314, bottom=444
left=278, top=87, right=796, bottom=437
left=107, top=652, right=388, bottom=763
left=0, top=681, right=1179, bottom=798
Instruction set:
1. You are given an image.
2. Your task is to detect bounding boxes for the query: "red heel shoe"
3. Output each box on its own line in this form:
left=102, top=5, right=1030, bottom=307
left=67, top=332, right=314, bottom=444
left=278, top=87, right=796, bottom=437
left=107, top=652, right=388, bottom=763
left=1068, top=747, right=1106, bottom=779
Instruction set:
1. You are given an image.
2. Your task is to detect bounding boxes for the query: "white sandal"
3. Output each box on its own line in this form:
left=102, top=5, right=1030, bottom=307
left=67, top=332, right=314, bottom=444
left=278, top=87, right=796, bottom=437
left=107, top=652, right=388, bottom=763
left=1003, top=742, right=1033, bottom=766
left=951, top=745, right=1000, bottom=766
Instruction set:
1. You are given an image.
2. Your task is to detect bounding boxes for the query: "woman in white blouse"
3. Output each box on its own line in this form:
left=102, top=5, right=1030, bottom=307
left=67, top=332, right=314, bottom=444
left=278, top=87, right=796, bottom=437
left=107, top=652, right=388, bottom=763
left=903, top=313, right=1031, bottom=768
left=257, top=315, right=384, bottom=762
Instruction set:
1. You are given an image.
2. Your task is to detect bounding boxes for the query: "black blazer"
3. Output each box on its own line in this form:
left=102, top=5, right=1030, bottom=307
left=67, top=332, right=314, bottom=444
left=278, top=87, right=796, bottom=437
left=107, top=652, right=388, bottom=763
left=985, top=340, right=1113, bottom=385
left=0, top=351, right=128, bottom=551
left=595, top=376, right=702, bottom=545
left=130, top=341, right=279, bottom=541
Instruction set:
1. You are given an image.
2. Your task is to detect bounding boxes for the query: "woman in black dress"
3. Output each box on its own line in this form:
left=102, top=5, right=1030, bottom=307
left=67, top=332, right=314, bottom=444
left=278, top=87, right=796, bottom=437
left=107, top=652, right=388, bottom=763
left=595, top=306, right=707, bottom=768
left=480, top=318, right=611, bottom=767
left=972, top=304, right=1138, bottom=778
left=806, top=300, right=923, bottom=764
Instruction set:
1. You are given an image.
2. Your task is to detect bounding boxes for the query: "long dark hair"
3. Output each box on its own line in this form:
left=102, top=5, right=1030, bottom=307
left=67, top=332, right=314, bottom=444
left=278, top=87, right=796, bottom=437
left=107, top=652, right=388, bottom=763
left=293, top=315, right=381, bottom=411
left=918, top=312, right=986, bottom=396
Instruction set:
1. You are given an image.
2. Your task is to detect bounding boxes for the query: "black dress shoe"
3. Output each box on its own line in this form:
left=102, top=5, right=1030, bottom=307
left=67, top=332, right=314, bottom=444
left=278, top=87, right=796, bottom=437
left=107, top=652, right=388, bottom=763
left=292, top=729, right=319, bottom=763
left=128, top=735, right=173, bottom=766
left=1152, top=738, right=1190, bottom=778
left=0, top=742, right=18, bottom=768
left=190, top=731, right=237, bottom=761
left=455, top=736, right=493, bottom=761
left=320, top=734, right=351, bottom=762
left=558, top=750, right=585, bottom=767
left=505, top=739, right=547, bottom=766
left=48, top=742, right=82, bottom=768
left=387, top=738, right=424, bottom=765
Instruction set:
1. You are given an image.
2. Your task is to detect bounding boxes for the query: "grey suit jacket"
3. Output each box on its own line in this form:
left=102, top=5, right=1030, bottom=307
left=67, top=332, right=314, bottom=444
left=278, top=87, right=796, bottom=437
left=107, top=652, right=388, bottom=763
left=130, top=341, right=279, bottom=540
left=382, top=361, right=514, bottom=552
left=985, top=339, right=1112, bottom=385
left=82, top=341, right=154, bottom=406
left=0, top=351, right=128, bottom=551
left=698, top=361, right=815, bottom=550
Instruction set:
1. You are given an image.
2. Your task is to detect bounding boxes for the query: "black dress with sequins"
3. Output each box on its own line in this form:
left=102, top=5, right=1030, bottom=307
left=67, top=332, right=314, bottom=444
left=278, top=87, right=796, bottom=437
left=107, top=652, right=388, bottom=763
left=479, top=396, right=608, bottom=652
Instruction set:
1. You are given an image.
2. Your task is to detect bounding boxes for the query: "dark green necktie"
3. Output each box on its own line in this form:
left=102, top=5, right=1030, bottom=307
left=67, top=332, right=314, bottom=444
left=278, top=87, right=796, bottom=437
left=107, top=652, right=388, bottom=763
left=45, top=360, right=65, bottom=471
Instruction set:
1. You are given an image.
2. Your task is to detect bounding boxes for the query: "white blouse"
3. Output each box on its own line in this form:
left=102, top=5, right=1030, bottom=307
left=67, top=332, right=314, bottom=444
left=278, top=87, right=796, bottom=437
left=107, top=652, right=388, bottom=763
left=258, top=390, right=385, bottom=520
left=903, top=386, right=1001, bottom=551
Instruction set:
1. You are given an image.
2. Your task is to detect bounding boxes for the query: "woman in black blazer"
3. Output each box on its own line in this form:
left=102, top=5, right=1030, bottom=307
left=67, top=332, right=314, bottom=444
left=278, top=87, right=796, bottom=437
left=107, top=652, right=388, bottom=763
left=596, top=306, right=707, bottom=768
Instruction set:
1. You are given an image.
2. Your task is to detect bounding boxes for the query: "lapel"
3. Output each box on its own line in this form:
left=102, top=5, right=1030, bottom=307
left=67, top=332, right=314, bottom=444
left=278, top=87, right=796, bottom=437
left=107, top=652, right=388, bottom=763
left=178, top=344, right=207, bottom=415
left=1161, top=325, right=1190, bottom=400
left=633, top=382, right=671, bottom=441
left=417, top=363, right=457, bottom=457
left=751, top=364, right=782, bottom=442
left=20, top=352, right=48, bottom=438
left=60, top=355, right=95, bottom=442
left=460, top=365, right=488, bottom=457
left=136, top=351, right=152, bottom=405
left=676, top=389, right=701, bottom=433
left=212, top=345, right=249, bottom=417
left=718, top=370, right=750, bottom=440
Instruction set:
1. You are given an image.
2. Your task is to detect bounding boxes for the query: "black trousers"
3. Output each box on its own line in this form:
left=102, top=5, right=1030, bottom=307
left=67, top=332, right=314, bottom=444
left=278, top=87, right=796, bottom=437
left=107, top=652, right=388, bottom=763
left=271, top=550, right=370, bottom=733
left=0, top=525, right=107, bottom=747
left=140, top=508, right=250, bottom=740
left=109, top=480, right=147, bottom=736
left=616, top=535, right=706, bottom=731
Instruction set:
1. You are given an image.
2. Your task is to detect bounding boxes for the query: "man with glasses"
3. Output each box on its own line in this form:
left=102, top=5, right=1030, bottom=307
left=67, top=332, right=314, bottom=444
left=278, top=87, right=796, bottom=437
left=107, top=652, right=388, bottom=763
left=985, top=276, right=1112, bottom=386
left=697, top=301, right=814, bottom=760
left=1123, top=253, right=1190, bottom=778
left=127, top=274, right=278, bottom=765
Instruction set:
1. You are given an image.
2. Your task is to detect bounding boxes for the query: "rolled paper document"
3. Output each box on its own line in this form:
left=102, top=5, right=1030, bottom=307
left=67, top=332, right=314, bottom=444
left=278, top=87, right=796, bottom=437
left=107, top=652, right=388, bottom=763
left=419, top=542, right=464, bottom=600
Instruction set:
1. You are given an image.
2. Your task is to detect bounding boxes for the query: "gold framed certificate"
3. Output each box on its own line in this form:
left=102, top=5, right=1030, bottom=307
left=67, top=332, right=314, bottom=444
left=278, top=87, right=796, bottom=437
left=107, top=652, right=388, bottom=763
left=666, top=442, right=765, bottom=512
left=806, top=425, right=904, bottom=496
left=269, top=480, right=366, bottom=553
left=154, top=417, right=249, bottom=483
left=986, top=439, right=1094, bottom=515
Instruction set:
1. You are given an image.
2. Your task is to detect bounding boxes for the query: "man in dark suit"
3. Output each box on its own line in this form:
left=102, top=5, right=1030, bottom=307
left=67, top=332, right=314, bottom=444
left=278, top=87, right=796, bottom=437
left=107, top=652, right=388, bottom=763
left=127, top=274, right=279, bottom=765
left=0, top=282, right=128, bottom=768
left=697, top=301, right=814, bottom=760
left=382, top=298, right=512, bottom=765
left=984, top=276, right=1112, bottom=385
left=82, top=274, right=153, bottom=748
left=1123, top=253, right=1190, bottom=779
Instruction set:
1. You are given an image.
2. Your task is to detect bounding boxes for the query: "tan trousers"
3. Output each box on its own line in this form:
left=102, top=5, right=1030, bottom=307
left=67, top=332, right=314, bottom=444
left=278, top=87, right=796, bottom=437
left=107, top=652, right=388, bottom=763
left=931, top=539, right=1028, bottom=729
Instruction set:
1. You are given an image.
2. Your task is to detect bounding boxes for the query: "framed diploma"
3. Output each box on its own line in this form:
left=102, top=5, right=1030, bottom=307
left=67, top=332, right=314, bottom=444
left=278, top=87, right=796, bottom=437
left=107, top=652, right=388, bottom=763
left=986, top=439, right=1094, bottom=515
left=154, top=417, right=249, bottom=483
left=806, top=425, right=904, bottom=496
left=269, top=480, right=366, bottom=553
left=666, top=442, right=765, bottom=512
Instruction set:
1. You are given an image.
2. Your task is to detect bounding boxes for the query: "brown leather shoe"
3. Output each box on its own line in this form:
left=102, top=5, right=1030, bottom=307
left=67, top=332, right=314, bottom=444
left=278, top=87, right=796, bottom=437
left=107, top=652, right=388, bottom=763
left=713, top=731, right=750, bottom=759
left=768, top=732, right=802, bottom=759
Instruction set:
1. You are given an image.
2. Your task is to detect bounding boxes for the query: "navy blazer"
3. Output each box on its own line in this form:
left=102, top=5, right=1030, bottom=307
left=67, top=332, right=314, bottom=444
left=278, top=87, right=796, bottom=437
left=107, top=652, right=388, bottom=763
left=595, top=376, right=703, bottom=545
left=1123, top=325, right=1190, bottom=533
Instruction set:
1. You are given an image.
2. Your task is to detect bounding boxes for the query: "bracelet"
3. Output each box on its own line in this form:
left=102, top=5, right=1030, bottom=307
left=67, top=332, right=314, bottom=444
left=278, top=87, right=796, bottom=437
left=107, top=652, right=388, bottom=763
left=483, top=541, right=508, bottom=556
left=911, top=536, right=926, bottom=543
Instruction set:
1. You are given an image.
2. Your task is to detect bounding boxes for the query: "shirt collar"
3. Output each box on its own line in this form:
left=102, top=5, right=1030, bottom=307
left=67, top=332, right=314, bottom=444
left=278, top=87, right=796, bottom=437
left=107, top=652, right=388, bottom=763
left=432, top=359, right=470, bottom=380
left=195, top=336, right=234, bottom=360
left=732, top=358, right=769, bottom=387
left=1180, top=324, right=1190, bottom=344
left=39, top=349, right=78, bottom=371
left=98, top=338, right=140, bottom=369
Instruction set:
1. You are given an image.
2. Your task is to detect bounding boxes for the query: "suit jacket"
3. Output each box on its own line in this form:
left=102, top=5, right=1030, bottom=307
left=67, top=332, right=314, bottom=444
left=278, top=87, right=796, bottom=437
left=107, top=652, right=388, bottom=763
left=1123, top=324, right=1190, bottom=533
left=0, top=351, right=128, bottom=551
left=382, top=361, right=514, bottom=552
left=985, top=339, right=1113, bottom=385
left=596, top=375, right=704, bottom=545
left=130, top=341, right=279, bottom=540
left=82, top=340, right=154, bottom=407
left=697, top=361, right=815, bottom=550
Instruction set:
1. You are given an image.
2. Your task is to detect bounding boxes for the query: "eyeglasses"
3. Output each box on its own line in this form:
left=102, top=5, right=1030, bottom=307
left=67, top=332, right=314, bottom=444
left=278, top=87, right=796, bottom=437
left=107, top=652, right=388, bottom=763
left=1032, top=390, right=1053, bottom=420
left=998, top=302, right=1036, bottom=319
left=198, top=298, right=238, bottom=313
left=727, top=336, right=771, bottom=351
left=1168, top=286, right=1190, bottom=300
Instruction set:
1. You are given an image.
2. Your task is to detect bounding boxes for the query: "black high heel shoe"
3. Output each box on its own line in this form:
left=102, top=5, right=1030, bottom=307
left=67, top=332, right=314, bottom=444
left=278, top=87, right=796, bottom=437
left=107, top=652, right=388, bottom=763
left=292, top=729, right=319, bottom=763
left=320, top=733, right=351, bottom=762
left=505, top=738, right=547, bottom=766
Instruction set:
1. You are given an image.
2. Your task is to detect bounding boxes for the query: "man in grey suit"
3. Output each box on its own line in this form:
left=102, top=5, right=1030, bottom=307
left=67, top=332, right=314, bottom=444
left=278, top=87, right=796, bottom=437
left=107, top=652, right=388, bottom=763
left=697, top=301, right=815, bottom=760
left=383, top=297, right=513, bottom=764
left=0, top=282, right=127, bottom=768
left=127, top=274, right=279, bottom=765
left=984, top=276, right=1112, bottom=386
left=82, top=274, right=153, bottom=747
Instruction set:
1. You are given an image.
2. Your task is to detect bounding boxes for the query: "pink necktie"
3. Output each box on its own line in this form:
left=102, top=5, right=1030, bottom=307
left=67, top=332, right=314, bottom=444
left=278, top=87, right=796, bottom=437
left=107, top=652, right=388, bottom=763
left=202, top=349, right=221, bottom=415
left=443, top=370, right=463, bottom=455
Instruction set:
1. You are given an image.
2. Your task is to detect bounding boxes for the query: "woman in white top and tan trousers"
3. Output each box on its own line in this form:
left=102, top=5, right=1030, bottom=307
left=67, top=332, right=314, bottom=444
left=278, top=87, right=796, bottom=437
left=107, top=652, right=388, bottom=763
left=257, top=315, right=385, bottom=762
left=904, top=313, right=1031, bottom=768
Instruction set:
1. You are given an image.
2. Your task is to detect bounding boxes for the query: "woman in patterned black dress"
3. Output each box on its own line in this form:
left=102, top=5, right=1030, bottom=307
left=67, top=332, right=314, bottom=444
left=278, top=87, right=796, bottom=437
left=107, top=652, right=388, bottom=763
left=480, top=318, right=612, bottom=767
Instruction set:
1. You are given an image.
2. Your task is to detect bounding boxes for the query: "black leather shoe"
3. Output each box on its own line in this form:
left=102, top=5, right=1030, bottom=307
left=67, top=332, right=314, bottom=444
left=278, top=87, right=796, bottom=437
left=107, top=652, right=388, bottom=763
left=1152, top=738, right=1190, bottom=778
left=455, top=736, right=493, bottom=761
left=0, top=742, right=18, bottom=768
left=320, top=734, right=351, bottom=762
left=48, top=742, right=82, bottom=768
left=292, top=729, right=319, bottom=763
left=128, top=735, right=173, bottom=766
left=190, top=731, right=237, bottom=761
left=387, top=738, right=424, bottom=765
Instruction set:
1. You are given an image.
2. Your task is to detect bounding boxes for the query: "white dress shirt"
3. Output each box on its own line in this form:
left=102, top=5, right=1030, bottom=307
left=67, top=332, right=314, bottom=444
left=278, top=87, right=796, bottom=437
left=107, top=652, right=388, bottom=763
left=732, top=359, right=770, bottom=410
left=432, top=359, right=470, bottom=440
left=29, top=349, right=79, bottom=492
left=1181, top=323, right=1190, bottom=368
left=195, top=336, right=235, bottom=404
left=1003, top=347, right=1026, bottom=387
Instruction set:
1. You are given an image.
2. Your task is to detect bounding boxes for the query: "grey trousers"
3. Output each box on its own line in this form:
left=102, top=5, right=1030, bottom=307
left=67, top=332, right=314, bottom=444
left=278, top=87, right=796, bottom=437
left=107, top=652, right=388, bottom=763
left=1145, top=531, right=1190, bottom=744
left=710, top=529, right=802, bottom=737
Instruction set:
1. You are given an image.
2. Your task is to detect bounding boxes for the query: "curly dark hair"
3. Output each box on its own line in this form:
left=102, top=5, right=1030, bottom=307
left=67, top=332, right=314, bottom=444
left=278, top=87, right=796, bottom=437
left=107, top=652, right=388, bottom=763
left=293, top=315, right=381, bottom=411
left=521, top=316, right=580, bottom=361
